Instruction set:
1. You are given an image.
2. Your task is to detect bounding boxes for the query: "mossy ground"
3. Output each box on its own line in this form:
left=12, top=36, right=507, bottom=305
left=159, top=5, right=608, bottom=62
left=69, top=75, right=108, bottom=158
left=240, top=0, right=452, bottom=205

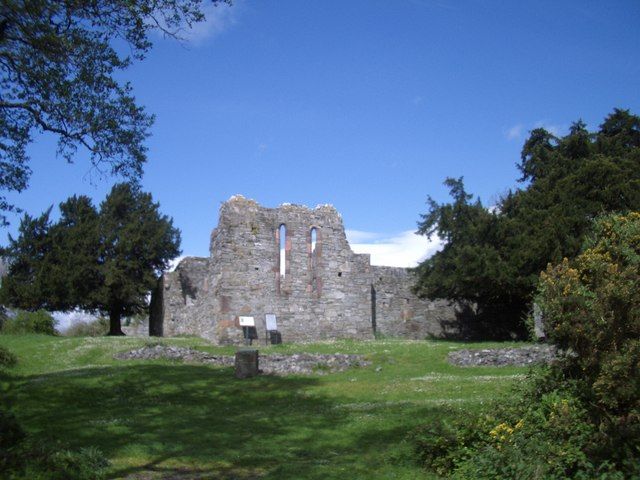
left=0, top=335, right=533, bottom=479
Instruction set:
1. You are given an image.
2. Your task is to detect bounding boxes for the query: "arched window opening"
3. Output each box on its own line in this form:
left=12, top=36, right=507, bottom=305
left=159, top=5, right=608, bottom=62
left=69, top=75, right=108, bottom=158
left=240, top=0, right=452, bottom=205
left=310, top=227, right=318, bottom=254
left=279, top=224, right=286, bottom=278
left=309, top=227, right=320, bottom=295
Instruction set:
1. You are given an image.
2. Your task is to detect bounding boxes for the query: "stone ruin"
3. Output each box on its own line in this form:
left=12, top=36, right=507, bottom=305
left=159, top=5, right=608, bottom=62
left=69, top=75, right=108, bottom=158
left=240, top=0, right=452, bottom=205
left=149, top=195, right=459, bottom=344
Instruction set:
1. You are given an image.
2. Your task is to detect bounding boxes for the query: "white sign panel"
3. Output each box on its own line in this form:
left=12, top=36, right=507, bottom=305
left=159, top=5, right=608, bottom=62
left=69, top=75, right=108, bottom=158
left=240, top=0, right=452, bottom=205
left=265, top=314, right=277, bottom=331
left=239, top=316, right=255, bottom=327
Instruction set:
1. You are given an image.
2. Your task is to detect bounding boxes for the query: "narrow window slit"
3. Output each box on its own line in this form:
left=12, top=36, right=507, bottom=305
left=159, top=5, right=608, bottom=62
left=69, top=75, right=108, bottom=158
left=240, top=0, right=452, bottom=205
left=279, top=224, right=286, bottom=278
left=311, top=227, right=317, bottom=254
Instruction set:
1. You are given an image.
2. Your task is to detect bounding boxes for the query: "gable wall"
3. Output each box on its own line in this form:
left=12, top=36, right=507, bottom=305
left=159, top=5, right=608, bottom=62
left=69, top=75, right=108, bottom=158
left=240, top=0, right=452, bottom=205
left=151, top=195, right=452, bottom=344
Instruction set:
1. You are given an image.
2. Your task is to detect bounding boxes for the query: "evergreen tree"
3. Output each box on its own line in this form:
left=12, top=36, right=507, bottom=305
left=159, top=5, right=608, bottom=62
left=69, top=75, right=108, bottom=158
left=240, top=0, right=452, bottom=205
left=98, top=184, right=181, bottom=335
left=0, top=184, right=181, bottom=335
left=415, top=109, right=640, bottom=339
left=47, top=195, right=102, bottom=310
left=0, top=208, right=54, bottom=310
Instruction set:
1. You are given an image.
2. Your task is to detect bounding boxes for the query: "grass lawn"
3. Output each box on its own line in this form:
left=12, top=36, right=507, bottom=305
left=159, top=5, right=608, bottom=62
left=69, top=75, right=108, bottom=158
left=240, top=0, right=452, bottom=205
left=0, top=335, right=534, bottom=479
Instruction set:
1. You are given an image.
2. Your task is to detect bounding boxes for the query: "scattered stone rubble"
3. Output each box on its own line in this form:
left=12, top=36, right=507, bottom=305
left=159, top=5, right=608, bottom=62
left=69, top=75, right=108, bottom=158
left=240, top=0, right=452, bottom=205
left=114, top=344, right=370, bottom=376
left=447, top=345, right=559, bottom=367
left=115, top=344, right=233, bottom=364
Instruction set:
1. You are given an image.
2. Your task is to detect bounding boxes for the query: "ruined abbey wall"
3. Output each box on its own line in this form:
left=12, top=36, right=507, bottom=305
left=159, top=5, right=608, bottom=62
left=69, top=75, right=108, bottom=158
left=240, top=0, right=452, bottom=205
left=371, top=266, right=458, bottom=339
left=150, top=196, right=457, bottom=344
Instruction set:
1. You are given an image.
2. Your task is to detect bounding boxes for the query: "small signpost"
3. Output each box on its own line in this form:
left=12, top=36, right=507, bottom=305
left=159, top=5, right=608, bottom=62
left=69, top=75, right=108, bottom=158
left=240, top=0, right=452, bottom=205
left=265, top=314, right=281, bottom=345
left=239, top=316, right=257, bottom=345
left=265, top=314, right=277, bottom=330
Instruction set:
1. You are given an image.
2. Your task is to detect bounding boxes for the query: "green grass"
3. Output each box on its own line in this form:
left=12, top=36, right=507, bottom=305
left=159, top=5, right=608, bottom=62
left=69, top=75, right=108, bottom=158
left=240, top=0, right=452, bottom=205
left=0, top=335, right=535, bottom=479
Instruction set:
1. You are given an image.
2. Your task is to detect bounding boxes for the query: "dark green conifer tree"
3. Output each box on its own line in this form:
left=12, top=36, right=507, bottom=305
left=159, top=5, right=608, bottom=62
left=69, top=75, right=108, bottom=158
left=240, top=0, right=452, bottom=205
left=0, top=184, right=181, bottom=335
left=415, top=109, right=640, bottom=339
left=98, top=184, right=181, bottom=335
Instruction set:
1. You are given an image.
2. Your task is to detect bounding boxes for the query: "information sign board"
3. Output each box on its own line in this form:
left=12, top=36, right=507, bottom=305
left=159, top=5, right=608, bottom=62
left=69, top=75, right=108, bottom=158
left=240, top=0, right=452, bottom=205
left=265, top=314, right=277, bottom=331
left=239, top=316, right=255, bottom=327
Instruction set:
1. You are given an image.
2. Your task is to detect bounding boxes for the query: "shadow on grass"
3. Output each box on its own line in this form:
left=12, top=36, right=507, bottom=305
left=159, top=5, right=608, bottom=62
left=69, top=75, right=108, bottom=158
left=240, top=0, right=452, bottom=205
left=10, top=364, right=391, bottom=479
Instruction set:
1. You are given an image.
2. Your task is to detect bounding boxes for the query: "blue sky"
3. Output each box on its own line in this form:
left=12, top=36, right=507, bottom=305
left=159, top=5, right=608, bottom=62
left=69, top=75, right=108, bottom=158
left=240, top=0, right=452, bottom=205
left=3, top=0, right=639, bottom=267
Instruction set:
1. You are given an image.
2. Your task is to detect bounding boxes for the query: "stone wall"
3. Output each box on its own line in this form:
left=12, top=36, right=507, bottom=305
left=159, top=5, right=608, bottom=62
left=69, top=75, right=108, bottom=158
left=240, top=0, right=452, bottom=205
left=150, top=195, right=456, bottom=344
left=151, top=256, right=210, bottom=337
left=371, top=266, right=456, bottom=339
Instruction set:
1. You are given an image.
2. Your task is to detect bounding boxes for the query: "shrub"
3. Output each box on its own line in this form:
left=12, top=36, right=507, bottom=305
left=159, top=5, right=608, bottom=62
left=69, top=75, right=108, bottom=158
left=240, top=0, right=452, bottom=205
left=537, top=213, right=640, bottom=425
left=64, top=317, right=109, bottom=337
left=412, top=383, right=632, bottom=479
left=452, top=390, right=621, bottom=480
left=0, top=345, right=17, bottom=368
left=411, top=213, right=640, bottom=479
left=409, top=408, right=489, bottom=475
left=1, top=310, right=57, bottom=335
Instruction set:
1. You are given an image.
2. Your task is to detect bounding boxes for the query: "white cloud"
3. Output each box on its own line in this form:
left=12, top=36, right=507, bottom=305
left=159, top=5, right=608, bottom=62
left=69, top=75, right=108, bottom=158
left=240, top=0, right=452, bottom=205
left=183, top=2, right=237, bottom=44
left=255, top=143, right=268, bottom=157
left=152, top=2, right=238, bottom=44
left=346, top=230, right=443, bottom=268
left=504, top=121, right=568, bottom=142
left=504, top=124, right=523, bottom=140
left=167, top=256, right=185, bottom=272
left=346, top=229, right=385, bottom=243
left=533, top=120, right=566, bottom=137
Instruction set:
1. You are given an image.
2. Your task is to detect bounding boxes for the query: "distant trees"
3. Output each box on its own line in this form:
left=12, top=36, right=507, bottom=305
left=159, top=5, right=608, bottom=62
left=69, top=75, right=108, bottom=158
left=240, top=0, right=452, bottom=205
left=0, top=184, right=181, bottom=335
left=415, top=109, right=640, bottom=339
left=0, top=0, right=229, bottom=223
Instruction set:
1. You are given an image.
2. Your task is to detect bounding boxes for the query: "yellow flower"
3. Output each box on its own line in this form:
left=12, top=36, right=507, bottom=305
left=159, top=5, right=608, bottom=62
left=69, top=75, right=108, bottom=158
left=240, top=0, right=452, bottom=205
left=489, top=422, right=514, bottom=442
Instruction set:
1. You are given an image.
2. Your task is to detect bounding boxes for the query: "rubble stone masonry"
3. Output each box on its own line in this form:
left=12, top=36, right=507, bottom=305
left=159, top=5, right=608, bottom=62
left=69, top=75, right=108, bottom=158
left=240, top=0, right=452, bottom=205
left=150, top=195, right=458, bottom=344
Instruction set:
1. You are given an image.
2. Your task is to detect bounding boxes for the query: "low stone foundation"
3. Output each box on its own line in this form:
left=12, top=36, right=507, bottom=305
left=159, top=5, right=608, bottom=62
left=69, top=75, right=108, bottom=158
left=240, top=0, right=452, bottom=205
left=447, top=345, right=559, bottom=367
left=114, top=344, right=370, bottom=375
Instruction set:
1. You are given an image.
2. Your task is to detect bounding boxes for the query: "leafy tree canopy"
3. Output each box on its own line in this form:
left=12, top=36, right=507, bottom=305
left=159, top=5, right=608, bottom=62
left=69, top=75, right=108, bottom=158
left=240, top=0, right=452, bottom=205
left=415, top=109, right=640, bottom=339
left=0, top=0, right=228, bottom=223
left=0, top=183, right=181, bottom=335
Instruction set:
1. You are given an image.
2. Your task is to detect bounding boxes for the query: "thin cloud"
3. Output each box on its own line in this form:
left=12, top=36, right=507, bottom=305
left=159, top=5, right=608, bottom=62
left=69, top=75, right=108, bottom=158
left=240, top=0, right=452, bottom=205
left=533, top=120, right=566, bottom=137
left=152, top=2, right=238, bottom=44
left=168, top=256, right=185, bottom=272
left=347, top=230, right=443, bottom=268
left=504, top=124, right=523, bottom=140
left=183, top=2, right=237, bottom=44
left=504, top=121, right=567, bottom=142
left=345, top=229, right=385, bottom=243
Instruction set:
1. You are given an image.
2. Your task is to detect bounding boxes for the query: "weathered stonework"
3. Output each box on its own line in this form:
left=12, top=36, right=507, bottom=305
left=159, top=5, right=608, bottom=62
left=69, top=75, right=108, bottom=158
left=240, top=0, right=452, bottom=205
left=371, top=266, right=459, bottom=339
left=150, top=195, right=458, bottom=344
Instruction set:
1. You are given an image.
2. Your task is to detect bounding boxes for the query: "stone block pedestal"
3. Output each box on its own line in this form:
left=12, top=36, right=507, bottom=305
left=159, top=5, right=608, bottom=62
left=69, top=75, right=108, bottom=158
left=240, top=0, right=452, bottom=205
left=235, top=349, right=259, bottom=378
